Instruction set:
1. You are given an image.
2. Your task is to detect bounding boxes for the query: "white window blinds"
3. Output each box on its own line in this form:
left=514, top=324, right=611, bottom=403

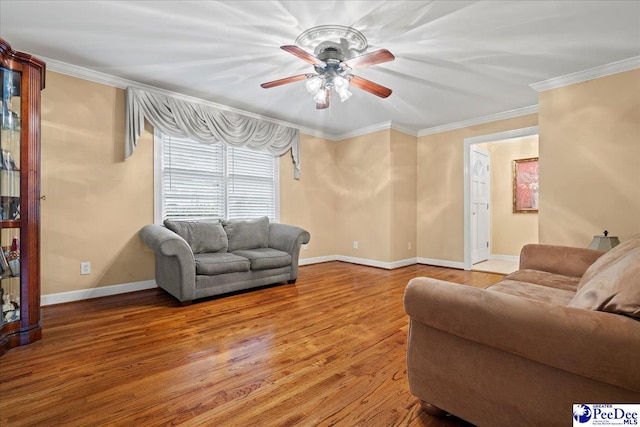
left=157, top=133, right=278, bottom=222
left=227, top=147, right=277, bottom=220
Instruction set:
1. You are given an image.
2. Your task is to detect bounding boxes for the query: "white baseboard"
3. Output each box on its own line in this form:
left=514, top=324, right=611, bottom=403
left=301, top=255, right=419, bottom=270
left=303, top=255, right=466, bottom=270
left=417, top=257, right=466, bottom=270
left=41, top=280, right=158, bottom=306
left=389, top=258, right=419, bottom=269
left=336, top=255, right=411, bottom=270
left=42, top=256, right=465, bottom=305
left=490, top=254, right=520, bottom=262
left=299, top=255, right=337, bottom=266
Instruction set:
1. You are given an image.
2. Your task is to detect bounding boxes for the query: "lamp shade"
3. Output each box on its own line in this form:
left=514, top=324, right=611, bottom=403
left=589, top=234, right=620, bottom=251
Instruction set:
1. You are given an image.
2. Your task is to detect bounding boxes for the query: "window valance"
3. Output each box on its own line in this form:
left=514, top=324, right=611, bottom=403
left=125, top=87, right=300, bottom=178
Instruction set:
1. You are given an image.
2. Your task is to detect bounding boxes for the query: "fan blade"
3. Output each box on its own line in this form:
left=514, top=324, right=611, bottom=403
left=316, top=89, right=330, bottom=109
left=260, top=74, right=308, bottom=89
left=342, top=49, right=395, bottom=69
left=281, top=45, right=326, bottom=67
left=350, top=76, right=392, bottom=98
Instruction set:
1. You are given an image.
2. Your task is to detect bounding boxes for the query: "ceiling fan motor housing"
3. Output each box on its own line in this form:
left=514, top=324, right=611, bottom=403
left=315, top=46, right=350, bottom=77
left=317, top=46, right=346, bottom=63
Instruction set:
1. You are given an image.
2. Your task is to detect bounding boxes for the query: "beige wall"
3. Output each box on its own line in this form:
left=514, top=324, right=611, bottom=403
left=485, top=136, right=539, bottom=256
left=279, top=134, right=337, bottom=259
left=38, top=66, right=639, bottom=296
left=41, top=71, right=155, bottom=295
left=416, top=114, right=539, bottom=263
left=286, top=128, right=417, bottom=264
left=538, top=68, right=640, bottom=247
left=334, top=130, right=392, bottom=262
left=390, top=129, right=417, bottom=261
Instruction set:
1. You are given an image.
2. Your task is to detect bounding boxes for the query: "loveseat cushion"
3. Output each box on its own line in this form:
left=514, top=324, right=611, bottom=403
left=164, top=220, right=228, bottom=254
left=194, top=253, right=250, bottom=275
left=231, top=248, right=292, bottom=271
left=502, top=269, right=580, bottom=292
left=569, top=234, right=640, bottom=319
left=488, top=279, right=576, bottom=305
left=222, top=216, right=269, bottom=251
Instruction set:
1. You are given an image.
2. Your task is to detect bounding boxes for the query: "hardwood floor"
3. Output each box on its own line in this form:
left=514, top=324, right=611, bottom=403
left=0, top=262, right=504, bottom=426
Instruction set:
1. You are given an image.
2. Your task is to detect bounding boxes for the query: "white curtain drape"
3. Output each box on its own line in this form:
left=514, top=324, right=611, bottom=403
left=125, top=87, right=301, bottom=178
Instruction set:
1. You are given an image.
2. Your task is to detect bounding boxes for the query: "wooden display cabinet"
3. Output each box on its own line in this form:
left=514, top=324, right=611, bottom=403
left=0, top=38, right=45, bottom=355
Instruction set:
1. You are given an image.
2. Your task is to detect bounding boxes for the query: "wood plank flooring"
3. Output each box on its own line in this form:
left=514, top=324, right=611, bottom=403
left=0, top=262, right=504, bottom=426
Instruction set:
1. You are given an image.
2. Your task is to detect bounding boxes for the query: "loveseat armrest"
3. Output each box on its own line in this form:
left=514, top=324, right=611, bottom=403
left=268, top=223, right=310, bottom=281
left=140, top=224, right=193, bottom=258
left=139, top=224, right=196, bottom=302
left=519, top=244, right=605, bottom=277
left=404, top=277, right=640, bottom=393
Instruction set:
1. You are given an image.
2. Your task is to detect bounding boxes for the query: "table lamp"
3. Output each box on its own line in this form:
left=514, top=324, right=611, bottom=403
left=589, top=230, right=620, bottom=251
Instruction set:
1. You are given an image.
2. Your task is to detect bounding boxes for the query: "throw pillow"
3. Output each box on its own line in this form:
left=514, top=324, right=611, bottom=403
left=164, top=220, right=228, bottom=254
left=569, top=242, right=640, bottom=319
left=577, top=234, right=640, bottom=290
left=222, top=216, right=269, bottom=252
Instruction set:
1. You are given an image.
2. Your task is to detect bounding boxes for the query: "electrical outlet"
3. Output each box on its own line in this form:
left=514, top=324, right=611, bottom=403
left=80, top=262, right=91, bottom=275
left=353, top=240, right=359, bottom=249
left=408, top=241, right=412, bottom=250
left=302, top=244, right=308, bottom=250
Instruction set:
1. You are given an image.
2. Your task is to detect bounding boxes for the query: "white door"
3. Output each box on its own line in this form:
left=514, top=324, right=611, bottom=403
left=470, top=146, right=490, bottom=264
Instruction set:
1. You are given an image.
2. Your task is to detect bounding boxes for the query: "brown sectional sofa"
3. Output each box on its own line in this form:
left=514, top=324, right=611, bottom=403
left=404, top=234, right=640, bottom=426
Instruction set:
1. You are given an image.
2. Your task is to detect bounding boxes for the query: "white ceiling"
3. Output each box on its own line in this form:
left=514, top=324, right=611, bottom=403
left=1, top=1, right=639, bottom=137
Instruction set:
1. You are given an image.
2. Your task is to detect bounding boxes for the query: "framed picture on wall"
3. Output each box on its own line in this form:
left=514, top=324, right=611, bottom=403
left=513, top=157, right=539, bottom=213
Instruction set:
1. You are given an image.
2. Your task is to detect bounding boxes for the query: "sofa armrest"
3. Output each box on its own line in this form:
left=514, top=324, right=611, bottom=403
left=139, top=224, right=196, bottom=302
left=519, top=244, right=605, bottom=277
left=404, top=277, right=640, bottom=392
left=268, top=223, right=310, bottom=281
left=139, top=224, right=192, bottom=257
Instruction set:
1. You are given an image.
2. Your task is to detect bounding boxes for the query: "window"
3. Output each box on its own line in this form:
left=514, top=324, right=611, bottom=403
left=154, top=131, right=278, bottom=223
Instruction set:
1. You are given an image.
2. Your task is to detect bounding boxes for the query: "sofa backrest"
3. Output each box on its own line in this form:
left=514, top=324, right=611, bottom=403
left=569, top=233, right=640, bottom=319
left=222, top=216, right=270, bottom=251
left=164, top=219, right=228, bottom=254
left=163, top=216, right=272, bottom=254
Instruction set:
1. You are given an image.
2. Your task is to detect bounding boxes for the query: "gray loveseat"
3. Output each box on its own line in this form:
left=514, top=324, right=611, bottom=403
left=140, top=216, right=310, bottom=305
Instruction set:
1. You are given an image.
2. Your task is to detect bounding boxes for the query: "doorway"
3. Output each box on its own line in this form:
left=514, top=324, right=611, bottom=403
left=463, top=126, right=539, bottom=271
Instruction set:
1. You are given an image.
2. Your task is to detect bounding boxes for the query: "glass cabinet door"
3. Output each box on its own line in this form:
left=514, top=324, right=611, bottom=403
left=0, top=67, right=21, bottom=326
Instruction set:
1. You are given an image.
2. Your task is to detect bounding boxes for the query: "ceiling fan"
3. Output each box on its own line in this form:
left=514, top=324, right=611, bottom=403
left=260, top=26, right=395, bottom=109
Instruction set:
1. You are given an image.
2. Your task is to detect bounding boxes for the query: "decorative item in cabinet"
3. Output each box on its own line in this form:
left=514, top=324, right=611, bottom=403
left=0, top=37, right=45, bottom=355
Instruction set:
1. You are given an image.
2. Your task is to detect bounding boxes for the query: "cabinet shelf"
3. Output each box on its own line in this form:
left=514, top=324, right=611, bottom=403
left=0, top=272, right=19, bottom=281
left=0, top=219, right=20, bottom=228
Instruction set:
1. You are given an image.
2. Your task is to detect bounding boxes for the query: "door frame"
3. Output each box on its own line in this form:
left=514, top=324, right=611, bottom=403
left=463, top=126, right=539, bottom=270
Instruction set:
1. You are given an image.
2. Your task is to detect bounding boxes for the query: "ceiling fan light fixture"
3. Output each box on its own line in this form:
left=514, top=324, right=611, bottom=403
left=333, top=76, right=352, bottom=102
left=305, top=75, right=324, bottom=94
left=337, top=88, right=352, bottom=103
left=313, top=88, right=329, bottom=104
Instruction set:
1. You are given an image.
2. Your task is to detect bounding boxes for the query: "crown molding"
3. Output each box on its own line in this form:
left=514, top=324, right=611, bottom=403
left=390, top=123, right=418, bottom=137
left=530, top=55, right=640, bottom=92
left=322, top=121, right=419, bottom=141
left=417, top=105, right=538, bottom=137
left=42, top=56, right=331, bottom=139
left=332, top=121, right=392, bottom=140
left=42, top=57, right=130, bottom=89
left=298, top=127, right=340, bottom=140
